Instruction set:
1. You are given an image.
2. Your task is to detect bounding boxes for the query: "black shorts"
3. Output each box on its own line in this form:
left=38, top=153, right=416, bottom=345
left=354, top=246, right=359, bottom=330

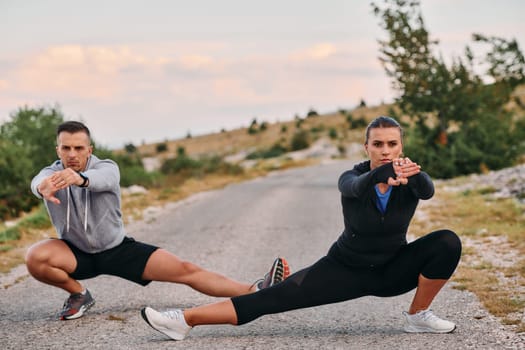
left=63, top=236, right=159, bottom=286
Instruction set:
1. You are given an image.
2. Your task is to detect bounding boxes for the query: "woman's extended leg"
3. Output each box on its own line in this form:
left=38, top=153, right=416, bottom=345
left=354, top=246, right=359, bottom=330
left=141, top=254, right=373, bottom=339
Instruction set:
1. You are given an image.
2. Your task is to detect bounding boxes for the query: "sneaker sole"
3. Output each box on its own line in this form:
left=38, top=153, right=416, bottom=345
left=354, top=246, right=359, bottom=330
left=281, top=257, right=290, bottom=279
left=404, top=324, right=456, bottom=333
left=61, top=299, right=95, bottom=320
left=141, top=307, right=186, bottom=341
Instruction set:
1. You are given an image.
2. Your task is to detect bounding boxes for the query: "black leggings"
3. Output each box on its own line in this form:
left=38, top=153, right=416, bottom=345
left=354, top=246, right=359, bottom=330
left=232, top=229, right=461, bottom=325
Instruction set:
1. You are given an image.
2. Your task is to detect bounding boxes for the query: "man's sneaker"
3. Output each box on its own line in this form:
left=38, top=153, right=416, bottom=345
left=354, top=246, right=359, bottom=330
left=403, top=309, right=456, bottom=333
left=59, top=289, right=95, bottom=320
left=141, top=307, right=192, bottom=341
left=255, top=257, right=290, bottom=290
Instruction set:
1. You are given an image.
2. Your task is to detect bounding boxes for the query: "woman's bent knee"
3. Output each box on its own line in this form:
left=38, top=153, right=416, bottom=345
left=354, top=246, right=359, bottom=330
left=422, top=230, right=462, bottom=280
left=437, top=229, right=462, bottom=257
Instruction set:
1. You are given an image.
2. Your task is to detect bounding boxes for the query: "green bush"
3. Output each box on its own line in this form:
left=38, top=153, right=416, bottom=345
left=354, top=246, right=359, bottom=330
left=18, top=206, right=50, bottom=230
left=248, top=118, right=258, bottom=134
left=160, top=154, right=243, bottom=177
left=124, top=143, right=137, bottom=153
left=306, top=108, right=319, bottom=117
left=295, top=115, right=304, bottom=128
left=161, top=155, right=201, bottom=174
left=247, top=143, right=288, bottom=159
left=201, top=155, right=244, bottom=175
left=156, top=143, right=168, bottom=153
left=0, top=227, right=21, bottom=243
left=120, top=167, right=163, bottom=188
left=347, top=114, right=368, bottom=129
left=290, top=130, right=310, bottom=151
left=310, top=125, right=325, bottom=133
left=95, top=148, right=161, bottom=188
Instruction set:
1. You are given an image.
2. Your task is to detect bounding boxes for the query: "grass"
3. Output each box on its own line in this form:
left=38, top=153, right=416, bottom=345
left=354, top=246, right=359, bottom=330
left=410, top=180, right=525, bottom=332
left=1, top=101, right=523, bottom=333
left=0, top=206, right=54, bottom=273
left=0, top=227, right=21, bottom=243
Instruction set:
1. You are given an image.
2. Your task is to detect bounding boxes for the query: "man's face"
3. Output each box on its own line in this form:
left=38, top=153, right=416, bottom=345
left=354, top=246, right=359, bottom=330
left=364, top=127, right=403, bottom=170
left=56, top=131, right=93, bottom=172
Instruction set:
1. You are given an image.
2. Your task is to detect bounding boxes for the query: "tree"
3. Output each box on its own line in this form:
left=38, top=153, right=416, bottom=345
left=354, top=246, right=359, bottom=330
left=0, top=105, right=160, bottom=218
left=0, top=139, right=37, bottom=218
left=1, top=105, right=65, bottom=170
left=156, top=142, right=168, bottom=153
left=372, top=0, right=525, bottom=178
left=124, top=143, right=137, bottom=153
left=0, top=106, right=64, bottom=218
left=306, top=108, right=319, bottom=117
left=248, top=118, right=258, bottom=134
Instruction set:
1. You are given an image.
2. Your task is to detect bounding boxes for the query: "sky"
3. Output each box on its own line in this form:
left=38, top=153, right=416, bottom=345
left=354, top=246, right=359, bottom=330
left=1, top=0, right=524, bottom=149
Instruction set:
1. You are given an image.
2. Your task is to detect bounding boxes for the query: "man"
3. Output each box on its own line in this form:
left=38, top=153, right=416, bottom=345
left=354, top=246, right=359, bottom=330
left=27, top=120, right=289, bottom=320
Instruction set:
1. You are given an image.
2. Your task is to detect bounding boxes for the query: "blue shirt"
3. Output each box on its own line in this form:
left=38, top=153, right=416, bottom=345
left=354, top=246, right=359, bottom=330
left=374, top=185, right=392, bottom=214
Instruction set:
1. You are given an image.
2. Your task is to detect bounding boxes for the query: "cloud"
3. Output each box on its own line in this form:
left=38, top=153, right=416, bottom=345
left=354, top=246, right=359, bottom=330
left=11, top=45, right=128, bottom=100
left=178, top=54, right=215, bottom=69
left=0, top=40, right=392, bottom=146
left=0, top=79, right=9, bottom=91
left=288, top=42, right=338, bottom=61
left=3, top=40, right=383, bottom=104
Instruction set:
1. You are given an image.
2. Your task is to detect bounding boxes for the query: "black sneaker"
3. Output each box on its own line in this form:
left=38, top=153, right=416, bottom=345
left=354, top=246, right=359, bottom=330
left=59, top=289, right=95, bottom=320
left=255, top=257, right=290, bottom=290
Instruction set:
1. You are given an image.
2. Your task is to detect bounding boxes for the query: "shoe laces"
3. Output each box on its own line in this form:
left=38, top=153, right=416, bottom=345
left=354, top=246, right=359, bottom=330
left=62, top=293, right=82, bottom=308
left=270, top=259, right=286, bottom=281
left=418, top=309, right=439, bottom=322
left=274, top=264, right=284, bottom=281
left=162, top=309, right=184, bottom=320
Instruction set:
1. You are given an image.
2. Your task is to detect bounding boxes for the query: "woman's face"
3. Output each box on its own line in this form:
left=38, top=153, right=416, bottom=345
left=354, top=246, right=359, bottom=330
left=364, top=127, right=403, bottom=170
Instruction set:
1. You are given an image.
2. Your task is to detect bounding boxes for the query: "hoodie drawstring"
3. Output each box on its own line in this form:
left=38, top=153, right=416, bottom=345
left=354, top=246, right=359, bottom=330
left=66, top=189, right=70, bottom=232
left=83, top=189, right=88, bottom=231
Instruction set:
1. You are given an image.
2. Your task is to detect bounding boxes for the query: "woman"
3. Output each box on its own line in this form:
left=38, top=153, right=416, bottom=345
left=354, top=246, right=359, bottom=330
left=140, top=116, right=462, bottom=340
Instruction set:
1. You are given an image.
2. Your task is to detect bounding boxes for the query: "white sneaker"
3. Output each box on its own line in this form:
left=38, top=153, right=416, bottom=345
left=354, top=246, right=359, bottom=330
left=403, top=309, right=456, bottom=333
left=141, top=307, right=192, bottom=340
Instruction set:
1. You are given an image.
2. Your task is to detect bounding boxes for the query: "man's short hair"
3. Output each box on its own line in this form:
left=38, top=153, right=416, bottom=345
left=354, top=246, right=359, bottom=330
left=57, top=121, right=91, bottom=142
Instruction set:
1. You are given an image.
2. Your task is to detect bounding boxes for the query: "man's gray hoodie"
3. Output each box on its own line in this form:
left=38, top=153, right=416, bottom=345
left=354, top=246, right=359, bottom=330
left=31, top=155, right=126, bottom=253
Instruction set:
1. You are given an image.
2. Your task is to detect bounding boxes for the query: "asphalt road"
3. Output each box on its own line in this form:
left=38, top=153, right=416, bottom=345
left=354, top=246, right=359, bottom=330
left=1, top=160, right=523, bottom=349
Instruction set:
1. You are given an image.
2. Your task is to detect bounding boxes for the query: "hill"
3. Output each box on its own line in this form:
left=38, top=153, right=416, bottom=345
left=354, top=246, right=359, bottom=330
left=120, top=103, right=393, bottom=168
left=119, top=82, right=525, bottom=170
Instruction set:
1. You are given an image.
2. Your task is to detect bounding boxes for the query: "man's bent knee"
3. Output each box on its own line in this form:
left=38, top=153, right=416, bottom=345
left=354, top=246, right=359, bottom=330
left=25, top=240, right=76, bottom=275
